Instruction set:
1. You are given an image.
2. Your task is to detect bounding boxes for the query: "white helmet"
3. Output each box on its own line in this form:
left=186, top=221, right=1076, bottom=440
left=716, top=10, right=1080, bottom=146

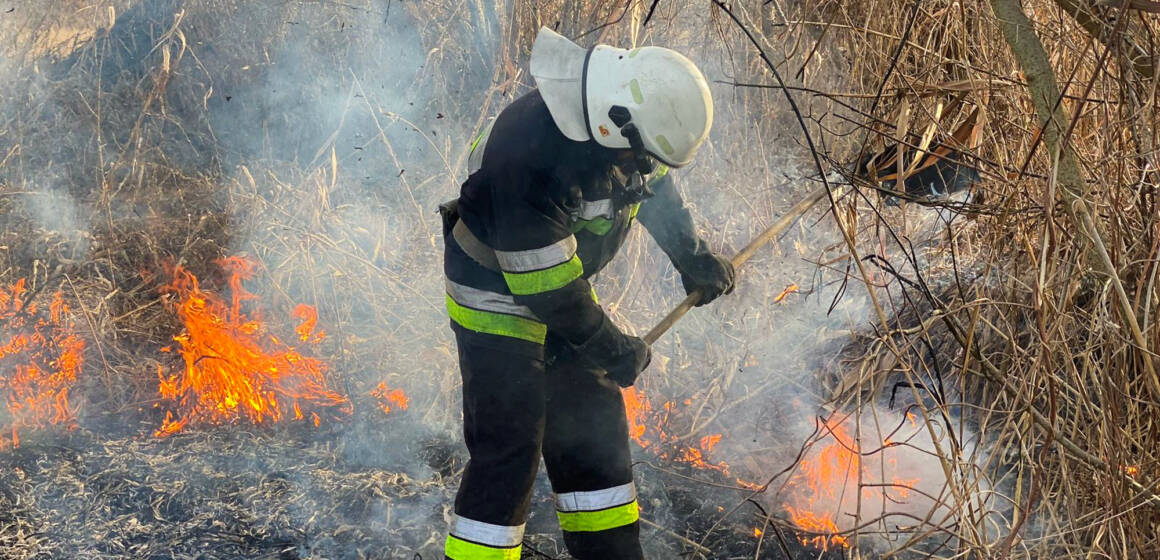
left=529, top=27, right=713, bottom=168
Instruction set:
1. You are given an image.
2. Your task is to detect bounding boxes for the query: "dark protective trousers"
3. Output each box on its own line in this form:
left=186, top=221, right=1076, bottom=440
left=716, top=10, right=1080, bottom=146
left=444, top=325, right=644, bottom=560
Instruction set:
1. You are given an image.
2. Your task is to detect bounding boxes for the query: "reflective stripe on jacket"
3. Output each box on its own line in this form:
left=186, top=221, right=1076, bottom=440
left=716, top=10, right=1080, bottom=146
left=448, top=90, right=706, bottom=347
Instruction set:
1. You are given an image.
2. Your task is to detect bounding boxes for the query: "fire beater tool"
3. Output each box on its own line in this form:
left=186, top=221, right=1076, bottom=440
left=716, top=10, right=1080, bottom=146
left=644, top=184, right=838, bottom=345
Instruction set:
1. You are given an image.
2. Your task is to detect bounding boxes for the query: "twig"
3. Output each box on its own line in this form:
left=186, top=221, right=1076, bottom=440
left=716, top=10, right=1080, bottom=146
left=65, top=274, right=114, bottom=404
left=638, top=516, right=712, bottom=555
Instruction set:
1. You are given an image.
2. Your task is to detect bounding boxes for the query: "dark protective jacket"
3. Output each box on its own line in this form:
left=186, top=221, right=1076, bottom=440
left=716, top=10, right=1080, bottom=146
left=446, top=90, right=714, bottom=354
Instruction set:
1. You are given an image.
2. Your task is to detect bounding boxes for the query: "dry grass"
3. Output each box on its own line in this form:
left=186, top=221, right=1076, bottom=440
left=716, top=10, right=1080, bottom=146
left=772, top=1, right=1160, bottom=557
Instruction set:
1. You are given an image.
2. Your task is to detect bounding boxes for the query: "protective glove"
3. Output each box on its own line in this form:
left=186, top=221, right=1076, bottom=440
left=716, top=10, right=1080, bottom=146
left=574, top=315, right=652, bottom=387
left=679, top=252, right=735, bottom=306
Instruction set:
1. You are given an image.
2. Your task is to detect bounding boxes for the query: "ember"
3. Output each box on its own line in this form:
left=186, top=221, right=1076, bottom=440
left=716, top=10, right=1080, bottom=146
left=370, top=381, right=410, bottom=414
left=154, top=257, right=351, bottom=437
left=0, top=279, right=84, bottom=448
left=773, top=283, right=799, bottom=303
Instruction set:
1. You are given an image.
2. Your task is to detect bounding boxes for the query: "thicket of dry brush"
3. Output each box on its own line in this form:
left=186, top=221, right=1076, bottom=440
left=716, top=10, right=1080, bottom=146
left=788, top=0, right=1160, bottom=557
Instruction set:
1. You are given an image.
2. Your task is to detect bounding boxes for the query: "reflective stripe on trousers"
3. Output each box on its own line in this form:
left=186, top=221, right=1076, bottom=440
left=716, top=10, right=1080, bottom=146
left=444, top=515, right=523, bottom=560
left=445, top=326, right=644, bottom=559
left=555, top=482, right=641, bottom=533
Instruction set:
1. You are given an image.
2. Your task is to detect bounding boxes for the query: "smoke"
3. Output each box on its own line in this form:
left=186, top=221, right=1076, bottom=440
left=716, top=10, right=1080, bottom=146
left=0, top=0, right=1006, bottom=557
left=770, top=406, right=994, bottom=552
left=574, top=5, right=1006, bottom=555
left=15, top=146, right=90, bottom=248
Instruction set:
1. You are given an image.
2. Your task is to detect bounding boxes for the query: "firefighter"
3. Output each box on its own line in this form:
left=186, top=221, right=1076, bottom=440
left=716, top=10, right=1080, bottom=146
left=440, top=28, right=733, bottom=559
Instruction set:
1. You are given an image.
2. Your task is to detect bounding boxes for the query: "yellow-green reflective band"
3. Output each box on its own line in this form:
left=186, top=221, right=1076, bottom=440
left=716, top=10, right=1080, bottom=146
left=446, top=295, right=547, bottom=344
left=503, top=255, right=583, bottom=295
left=585, top=218, right=613, bottom=235
left=570, top=217, right=613, bottom=236
left=557, top=501, right=640, bottom=533
left=445, top=535, right=521, bottom=560
left=468, top=121, right=495, bottom=175
left=577, top=199, right=614, bottom=221
left=655, top=135, right=675, bottom=156
left=647, top=164, right=670, bottom=186
left=629, top=79, right=644, bottom=104
left=571, top=202, right=641, bottom=235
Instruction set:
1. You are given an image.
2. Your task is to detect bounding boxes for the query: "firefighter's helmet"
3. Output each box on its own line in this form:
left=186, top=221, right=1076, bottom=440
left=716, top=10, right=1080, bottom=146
left=530, top=27, right=713, bottom=168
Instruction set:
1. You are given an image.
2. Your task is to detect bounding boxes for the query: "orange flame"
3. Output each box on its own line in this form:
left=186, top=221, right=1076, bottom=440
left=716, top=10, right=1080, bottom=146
left=782, top=413, right=923, bottom=550
left=154, top=257, right=350, bottom=436
left=783, top=506, right=850, bottom=550
left=370, top=381, right=409, bottom=415
left=623, top=387, right=740, bottom=476
left=623, top=387, right=654, bottom=449
left=292, top=304, right=326, bottom=343
left=0, top=279, right=84, bottom=448
left=783, top=416, right=860, bottom=549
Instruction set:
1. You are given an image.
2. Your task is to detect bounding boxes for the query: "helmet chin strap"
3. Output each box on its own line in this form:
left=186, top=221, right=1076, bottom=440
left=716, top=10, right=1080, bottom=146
left=606, top=105, right=655, bottom=204
left=607, top=105, right=656, bottom=175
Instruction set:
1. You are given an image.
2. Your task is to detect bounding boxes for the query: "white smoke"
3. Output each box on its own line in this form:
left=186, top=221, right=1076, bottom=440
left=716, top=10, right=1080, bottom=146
left=771, top=406, right=995, bottom=553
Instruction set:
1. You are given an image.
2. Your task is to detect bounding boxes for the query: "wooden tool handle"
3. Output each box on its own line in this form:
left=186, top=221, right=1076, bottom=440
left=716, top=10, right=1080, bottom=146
left=643, top=186, right=832, bottom=345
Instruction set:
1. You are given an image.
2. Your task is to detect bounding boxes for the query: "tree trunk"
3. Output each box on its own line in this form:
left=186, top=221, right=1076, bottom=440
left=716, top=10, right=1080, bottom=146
left=1052, top=0, right=1154, bottom=79
left=989, top=0, right=1160, bottom=410
left=989, top=0, right=1088, bottom=201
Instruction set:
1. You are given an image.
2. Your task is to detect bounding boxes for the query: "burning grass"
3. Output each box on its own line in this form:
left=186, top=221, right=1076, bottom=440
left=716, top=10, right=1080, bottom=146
left=370, top=382, right=410, bottom=415
left=624, top=386, right=739, bottom=477
left=0, top=279, right=84, bottom=449
left=153, top=256, right=352, bottom=437
left=779, top=409, right=963, bottom=552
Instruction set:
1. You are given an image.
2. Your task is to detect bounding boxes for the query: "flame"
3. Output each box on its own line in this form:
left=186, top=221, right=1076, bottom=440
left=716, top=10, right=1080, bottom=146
left=292, top=304, right=326, bottom=343
left=783, top=506, right=850, bottom=550
left=0, top=279, right=84, bottom=448
left=154, top=257, right=350, bottom=436
left=623, top=387, right=741, bottom=476
left=782, top=416, right=859, bottom=549
left=781, top=413, right=923, bottom=550
left=370, top=381, right=409, bottom=414
left=753, top=527, right=763, bottom=538
left=623, top=387, right=654, bottom=449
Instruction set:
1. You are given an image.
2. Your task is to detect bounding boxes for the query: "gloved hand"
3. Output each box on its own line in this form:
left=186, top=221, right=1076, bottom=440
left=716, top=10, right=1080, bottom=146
left=603, top=335, right=651, bottom=387
left=679, top=252, right=735, bottom=306
left=575, top=315, right=652, bottom=387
